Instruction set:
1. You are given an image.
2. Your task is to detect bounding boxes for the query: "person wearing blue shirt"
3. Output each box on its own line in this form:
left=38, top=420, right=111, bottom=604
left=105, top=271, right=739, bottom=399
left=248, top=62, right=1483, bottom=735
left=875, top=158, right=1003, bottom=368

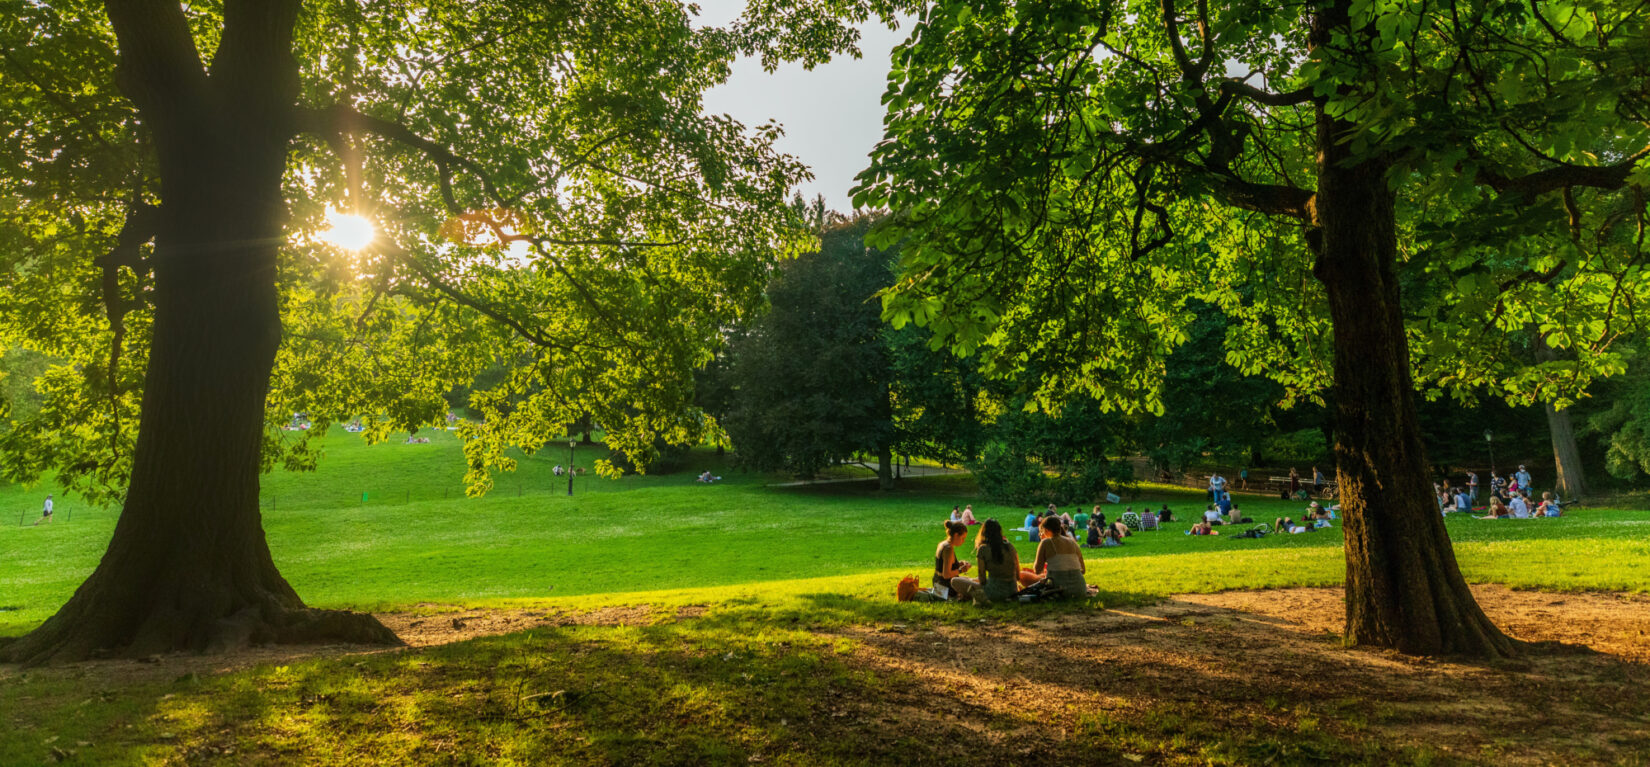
left=1515, top=465, right=1532, bottom=491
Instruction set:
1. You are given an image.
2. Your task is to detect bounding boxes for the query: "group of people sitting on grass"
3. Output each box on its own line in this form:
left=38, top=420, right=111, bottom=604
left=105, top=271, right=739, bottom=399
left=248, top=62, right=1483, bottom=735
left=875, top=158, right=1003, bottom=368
left=930, top=517, right=1099, bottom=605
left=1434, top=464, right=1565, bottom=518
left=1472, top=490, right=1563, bottom=519
left=1011, top=503, right=1176, bottom=548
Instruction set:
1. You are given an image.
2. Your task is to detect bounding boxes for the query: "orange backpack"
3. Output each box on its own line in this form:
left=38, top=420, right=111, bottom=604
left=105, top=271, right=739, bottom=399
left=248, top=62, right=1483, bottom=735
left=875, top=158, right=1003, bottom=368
left=895, top=575, right=920, bottom=602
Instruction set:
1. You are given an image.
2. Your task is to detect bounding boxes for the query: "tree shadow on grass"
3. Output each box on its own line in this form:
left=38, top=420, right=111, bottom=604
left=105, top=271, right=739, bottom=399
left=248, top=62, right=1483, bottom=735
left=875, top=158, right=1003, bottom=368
left=8, top=589, right=1650, bottom=766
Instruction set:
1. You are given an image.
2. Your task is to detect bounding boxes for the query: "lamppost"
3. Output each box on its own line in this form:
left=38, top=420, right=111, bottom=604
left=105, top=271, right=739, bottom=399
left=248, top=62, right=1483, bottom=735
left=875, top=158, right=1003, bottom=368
left=1483, top=429, right=1495, bottom=477
left=567, top=440, right=576, bottom=496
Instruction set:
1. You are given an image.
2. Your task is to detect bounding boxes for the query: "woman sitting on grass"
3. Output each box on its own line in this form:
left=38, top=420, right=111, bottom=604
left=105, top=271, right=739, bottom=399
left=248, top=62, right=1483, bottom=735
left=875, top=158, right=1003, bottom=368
left=1029, top=515, right=1088, bottom=597
left=972, top=519, right=1021, bottom=603
left=961, top=504, right=979, bottom=525
left=1477, top=496, right=1509, bottom=519
left=1103, top=525, right=1125, bottom=547
left=1536, top=492, right=1563, bottom=517
left=1085, top=515, right=1104, bottom=547
left=935, top=521, right=986, bottom=604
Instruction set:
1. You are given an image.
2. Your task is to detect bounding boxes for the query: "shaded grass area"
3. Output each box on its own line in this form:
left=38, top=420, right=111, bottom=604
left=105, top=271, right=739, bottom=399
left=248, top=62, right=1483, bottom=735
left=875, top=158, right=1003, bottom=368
left=0, top=595, right=1456, bottom=767
left=11, top=586, right=1650, bottom=766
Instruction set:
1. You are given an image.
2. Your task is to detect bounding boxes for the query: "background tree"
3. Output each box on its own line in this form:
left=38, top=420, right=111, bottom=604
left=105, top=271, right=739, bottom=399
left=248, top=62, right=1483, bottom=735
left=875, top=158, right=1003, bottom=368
left=970, top=391, right=1130, bottom=506
left=1135, top=301, right=1295, bottom=472
left=856, top=0, right=1649, bottom=656
left=0, top=0, right=883, bottom=663
left=717, top=214, right=902, bottom=486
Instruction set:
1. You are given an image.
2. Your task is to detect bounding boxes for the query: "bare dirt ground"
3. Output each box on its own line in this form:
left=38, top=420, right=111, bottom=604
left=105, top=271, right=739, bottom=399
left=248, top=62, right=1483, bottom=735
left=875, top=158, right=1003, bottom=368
left=822, top=585, right=1650, bottom=765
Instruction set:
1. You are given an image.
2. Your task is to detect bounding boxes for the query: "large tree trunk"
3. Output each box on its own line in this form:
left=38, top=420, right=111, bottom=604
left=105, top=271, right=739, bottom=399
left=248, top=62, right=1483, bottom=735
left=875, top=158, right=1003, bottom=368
left=1543, top=403, right=1585, bottom=500
left=877, top=443, right=895, bottom=490
left=1310, top=2, right=1513, bottom=658
left=0, top=1, right=396, bottom=664
left=1533, top=335, right=1587, bottom=500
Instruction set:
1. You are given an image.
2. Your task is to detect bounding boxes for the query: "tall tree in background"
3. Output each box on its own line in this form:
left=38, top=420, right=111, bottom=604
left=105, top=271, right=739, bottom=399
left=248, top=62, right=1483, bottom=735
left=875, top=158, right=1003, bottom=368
left=857, top=0, right=1649, bottom=656
left=1138, top=301, right=1290, bottom=471
left=0, top=0, right=886, bottom=663
left=717, top=214, right=902, bottom=486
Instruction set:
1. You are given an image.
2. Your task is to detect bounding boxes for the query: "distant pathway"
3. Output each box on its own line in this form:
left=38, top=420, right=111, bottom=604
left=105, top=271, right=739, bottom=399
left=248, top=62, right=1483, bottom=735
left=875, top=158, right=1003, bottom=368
left=767, top=465, right=970, bottom=487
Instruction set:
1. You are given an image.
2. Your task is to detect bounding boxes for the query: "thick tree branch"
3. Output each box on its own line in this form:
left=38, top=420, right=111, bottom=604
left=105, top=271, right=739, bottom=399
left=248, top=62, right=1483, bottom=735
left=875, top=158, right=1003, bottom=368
left=211, top=0, right=302, bottom=113
left=1218, top=79, right=1315, bottom=106
left=1476, top=145, right=1649, bottom=199
left=101, top=0, right=207, bottom=120
left=94, top=201, right=159, bottom=457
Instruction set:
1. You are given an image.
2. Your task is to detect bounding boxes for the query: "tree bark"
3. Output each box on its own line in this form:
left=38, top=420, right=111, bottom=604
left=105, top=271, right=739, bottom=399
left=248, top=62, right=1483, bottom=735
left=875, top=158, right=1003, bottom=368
left=0, top=0, right=396, bottom=664
left=1310, top=2, right=1513, bottom=658
left=877, top=443, right=895, bottom=490
left=1533, top=335, right=1587, bottom=500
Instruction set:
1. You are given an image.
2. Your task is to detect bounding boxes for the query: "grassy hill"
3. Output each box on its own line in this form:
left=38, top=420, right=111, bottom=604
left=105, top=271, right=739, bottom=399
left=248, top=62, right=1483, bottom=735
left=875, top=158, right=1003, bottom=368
left=4, top=426, right=1648, bottom=638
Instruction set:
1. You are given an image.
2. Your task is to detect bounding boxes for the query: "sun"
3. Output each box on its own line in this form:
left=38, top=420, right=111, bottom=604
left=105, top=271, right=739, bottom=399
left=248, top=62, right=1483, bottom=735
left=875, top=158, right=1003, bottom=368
left=318, top=207, right=376, bottom=251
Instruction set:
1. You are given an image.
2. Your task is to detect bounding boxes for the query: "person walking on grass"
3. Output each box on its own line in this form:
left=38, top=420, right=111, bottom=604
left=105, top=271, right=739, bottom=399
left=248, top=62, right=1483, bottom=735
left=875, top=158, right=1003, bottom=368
left=32, top=494, right=52, bottom=526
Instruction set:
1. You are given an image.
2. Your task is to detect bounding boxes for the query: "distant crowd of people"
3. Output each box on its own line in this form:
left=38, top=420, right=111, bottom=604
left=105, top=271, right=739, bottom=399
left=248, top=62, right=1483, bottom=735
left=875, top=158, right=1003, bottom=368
left=1438, top=465, right=1564, bottom=518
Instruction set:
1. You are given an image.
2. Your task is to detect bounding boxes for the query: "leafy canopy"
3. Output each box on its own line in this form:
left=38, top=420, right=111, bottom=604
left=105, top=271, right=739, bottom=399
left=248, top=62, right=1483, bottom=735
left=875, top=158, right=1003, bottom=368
left=0, top=0, right=917, bottom=501
left=853, top=0, right=1649, bottom=416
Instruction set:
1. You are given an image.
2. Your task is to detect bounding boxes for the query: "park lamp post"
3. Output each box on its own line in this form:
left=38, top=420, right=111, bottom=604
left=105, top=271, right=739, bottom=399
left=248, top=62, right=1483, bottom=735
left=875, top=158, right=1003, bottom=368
left=1484, top=429, right=1495, bottom=477
left=567, top=440, right=576, bottom=496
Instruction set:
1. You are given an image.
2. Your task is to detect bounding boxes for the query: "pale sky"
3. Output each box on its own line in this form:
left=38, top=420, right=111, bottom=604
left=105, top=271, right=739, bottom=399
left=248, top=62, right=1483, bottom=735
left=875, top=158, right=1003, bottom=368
left=695, top=2, right=909, bottom=213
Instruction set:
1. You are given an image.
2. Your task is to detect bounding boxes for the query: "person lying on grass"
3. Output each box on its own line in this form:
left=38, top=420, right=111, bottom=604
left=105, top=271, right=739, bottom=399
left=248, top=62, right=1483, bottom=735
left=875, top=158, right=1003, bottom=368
left=972, top=519, right=1021, bottom=603
left=934, top=521, right=987, bottom=605
left=1190, top=521, right=1220, bottom=535
left=1274, top=517, right=1314, bottom=534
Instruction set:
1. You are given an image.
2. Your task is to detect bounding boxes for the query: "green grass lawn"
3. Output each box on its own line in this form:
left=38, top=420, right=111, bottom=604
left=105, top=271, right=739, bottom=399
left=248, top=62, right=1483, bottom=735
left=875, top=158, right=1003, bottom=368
left=6, top=430, right=1650, bottom=766
left=4, top=426, right=1648, bottom=638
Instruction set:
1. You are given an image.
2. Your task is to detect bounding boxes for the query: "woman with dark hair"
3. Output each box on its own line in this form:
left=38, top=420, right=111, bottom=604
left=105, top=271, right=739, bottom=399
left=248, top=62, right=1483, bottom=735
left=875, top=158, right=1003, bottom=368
left=1031, top=515, right=1088, bottom=598
left=972, top=519, right=1020, bottom=603
left=935, top=521, right=986, bottom=604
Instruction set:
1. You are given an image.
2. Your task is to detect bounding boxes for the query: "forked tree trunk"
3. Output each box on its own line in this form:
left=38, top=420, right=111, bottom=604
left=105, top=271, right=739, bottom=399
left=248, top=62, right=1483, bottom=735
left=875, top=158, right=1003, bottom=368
left=0, top=2, right=396, bottom=664
left=1310, top=1, right=1513, bottom=658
